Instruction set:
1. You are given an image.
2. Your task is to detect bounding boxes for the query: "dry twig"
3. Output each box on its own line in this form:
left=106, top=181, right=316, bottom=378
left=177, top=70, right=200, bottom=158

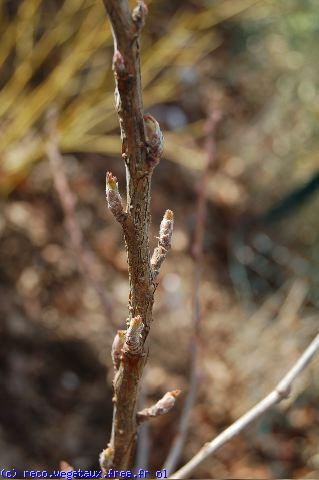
left=171, top=332, right=319, bottom=479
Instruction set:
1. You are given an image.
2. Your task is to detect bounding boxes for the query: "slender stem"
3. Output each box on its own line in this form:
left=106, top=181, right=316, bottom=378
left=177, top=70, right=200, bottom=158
left=102, top=0, right=168, bottom=470
left=171, top=333, right=319, bottom=479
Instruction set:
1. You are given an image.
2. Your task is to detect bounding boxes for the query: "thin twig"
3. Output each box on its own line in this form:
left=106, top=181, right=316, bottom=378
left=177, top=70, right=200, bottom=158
left=170, top=332, right=319, bottom=479
left=45, top=108, right=116, bottom=326
left=164, top=109, right=221, bottom=474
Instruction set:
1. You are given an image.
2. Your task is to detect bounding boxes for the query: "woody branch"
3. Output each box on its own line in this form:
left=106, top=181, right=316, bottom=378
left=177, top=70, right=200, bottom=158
left=101, top=0, right=174, bottom=471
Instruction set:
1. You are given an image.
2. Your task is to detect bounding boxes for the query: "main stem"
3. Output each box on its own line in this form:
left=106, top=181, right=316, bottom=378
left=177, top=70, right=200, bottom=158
left=102, top=0, right=155, bottom=470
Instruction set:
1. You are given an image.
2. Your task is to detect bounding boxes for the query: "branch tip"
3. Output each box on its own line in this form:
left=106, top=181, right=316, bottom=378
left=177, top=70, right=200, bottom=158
left=106, top=171, right=118, bottom=190
left=164, top=209, right=174, bottom=221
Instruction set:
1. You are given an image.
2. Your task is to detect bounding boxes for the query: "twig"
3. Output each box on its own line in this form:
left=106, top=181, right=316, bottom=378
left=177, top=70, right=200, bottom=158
left=170, top=332, right=319, bottom=479
left=163, top=109, right=221, bottom=474
left=45, top=108, right=115, bottom=326
left=102, top=0, right=172, bottom=470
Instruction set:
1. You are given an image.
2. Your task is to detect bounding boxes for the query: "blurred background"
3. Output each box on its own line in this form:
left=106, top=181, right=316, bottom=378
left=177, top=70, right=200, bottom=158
left=0, top=0, right=319, bottom=477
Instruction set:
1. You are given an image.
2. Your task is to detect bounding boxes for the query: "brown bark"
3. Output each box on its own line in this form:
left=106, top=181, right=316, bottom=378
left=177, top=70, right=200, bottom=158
left=102, top=0, right=168, bottom=471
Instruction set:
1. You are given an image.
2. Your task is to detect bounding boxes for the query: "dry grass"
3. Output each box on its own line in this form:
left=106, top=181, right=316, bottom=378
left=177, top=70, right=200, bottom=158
left=0, top=0, right=268, bottom=194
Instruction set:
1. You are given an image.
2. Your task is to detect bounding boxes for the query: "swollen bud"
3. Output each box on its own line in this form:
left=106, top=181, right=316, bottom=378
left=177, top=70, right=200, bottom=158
left=106, top=172, right=126, bottom=224
left=151, top=209, right=174, bottom=279
left=159, top=209, right=174, bottom=249
left=143, top=114, right=164, bottom=167
left=124, top=315, right=144, bottom=356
